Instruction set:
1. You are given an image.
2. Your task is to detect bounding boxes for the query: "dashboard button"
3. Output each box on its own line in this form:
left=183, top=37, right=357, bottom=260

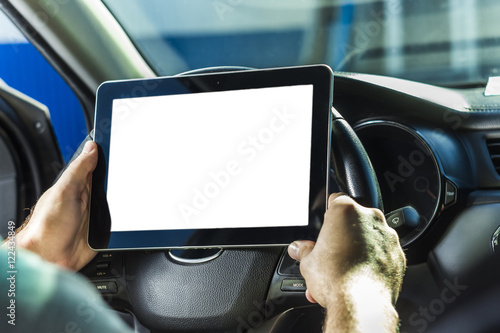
left=444, top=181, right=457, bottom=206
left=281, top=279, right=307, bottom=292
left=80, top=253, right=123, bottom=278
left=96, top=261, right=110, bottom=270
left=93, top=281, right=118, bottom=294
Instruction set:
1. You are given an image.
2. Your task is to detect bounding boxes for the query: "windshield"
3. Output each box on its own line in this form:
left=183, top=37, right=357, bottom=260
left=103, top=0, right=500, bottom=87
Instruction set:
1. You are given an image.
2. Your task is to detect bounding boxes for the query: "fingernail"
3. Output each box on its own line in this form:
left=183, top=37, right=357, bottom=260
left=82, top=141, right=95, bottom=154
left=288, top=242, right=300, bottom=260
left=328, top=192, right=347, bottom=205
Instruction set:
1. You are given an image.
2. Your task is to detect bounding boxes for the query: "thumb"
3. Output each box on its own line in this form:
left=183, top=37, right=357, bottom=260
left=288, top=240, right=315, bottom=262
left=288, top=241, right=318, bottom=305
left=58, top=141, right=98, bottom=189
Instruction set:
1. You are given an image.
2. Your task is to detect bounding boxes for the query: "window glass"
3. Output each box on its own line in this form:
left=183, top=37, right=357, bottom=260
left=104, top=0, right=500, bottom=87
left=0, top=11, right=86, bottom=162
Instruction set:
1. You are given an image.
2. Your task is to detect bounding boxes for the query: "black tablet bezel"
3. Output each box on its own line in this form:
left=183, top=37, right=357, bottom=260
left=89, top=65, right=333, bottom=250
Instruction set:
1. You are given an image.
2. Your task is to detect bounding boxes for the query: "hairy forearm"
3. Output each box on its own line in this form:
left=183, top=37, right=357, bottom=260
left=324, top=273, right=399, bottom=333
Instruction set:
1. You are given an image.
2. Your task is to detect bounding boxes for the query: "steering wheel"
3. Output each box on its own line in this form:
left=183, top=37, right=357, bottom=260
left=74, top=67, right=382, bottom=332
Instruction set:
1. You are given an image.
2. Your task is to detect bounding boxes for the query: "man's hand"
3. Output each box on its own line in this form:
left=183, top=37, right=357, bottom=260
left=14, top=141, right=98, bottom=271
left=288, top=193, right=406, bottom=332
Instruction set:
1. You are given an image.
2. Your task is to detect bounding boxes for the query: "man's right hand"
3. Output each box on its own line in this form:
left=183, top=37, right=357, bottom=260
left=288, top=193, right=406, bottom=332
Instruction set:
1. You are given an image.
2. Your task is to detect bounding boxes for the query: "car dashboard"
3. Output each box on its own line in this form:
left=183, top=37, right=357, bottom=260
left=333, top=72, right=500, bottom=332
left=335, top=72, right=500, bottom=254
left=75, top=71, right=500, bottom=332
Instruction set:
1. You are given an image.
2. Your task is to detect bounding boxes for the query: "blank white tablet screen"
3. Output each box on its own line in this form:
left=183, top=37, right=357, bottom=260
left=107, top=84, right=314, bottom=231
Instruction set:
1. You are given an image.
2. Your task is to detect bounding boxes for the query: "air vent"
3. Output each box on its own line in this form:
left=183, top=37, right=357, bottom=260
left=486, top=138, right=500, bottom=175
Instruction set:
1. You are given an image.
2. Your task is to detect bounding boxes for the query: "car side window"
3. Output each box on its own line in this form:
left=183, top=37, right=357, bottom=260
left=0, top=10, right=86, bottom=162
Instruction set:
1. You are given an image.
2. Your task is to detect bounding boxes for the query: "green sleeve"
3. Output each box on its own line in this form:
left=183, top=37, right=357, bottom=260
left=0, top=239, right=133, bottom=333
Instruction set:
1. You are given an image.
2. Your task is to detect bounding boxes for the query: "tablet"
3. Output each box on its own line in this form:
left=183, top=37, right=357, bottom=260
left=89, top=65, right=333, bottom=250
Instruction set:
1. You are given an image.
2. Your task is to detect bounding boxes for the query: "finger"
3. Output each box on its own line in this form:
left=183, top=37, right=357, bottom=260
left=288, top=240, right=315, bottom=261
left=328, top=192, right=350, bottom=206
left=305, top=289, right=317, bottom=304
left=58, top=141, right=98, bottom=190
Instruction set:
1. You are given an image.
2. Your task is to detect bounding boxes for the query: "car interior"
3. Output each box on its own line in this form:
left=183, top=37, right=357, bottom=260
left=1, top=0, right=500, bottom=332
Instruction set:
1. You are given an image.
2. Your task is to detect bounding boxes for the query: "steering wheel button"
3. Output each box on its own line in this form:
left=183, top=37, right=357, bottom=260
left=278, top=252, right=302, bottom=276
left=93, top=281, right=118, bottom=294
left=281, top=279, right=307, bottom=292
left=444, top=181, right=457, bottom=206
